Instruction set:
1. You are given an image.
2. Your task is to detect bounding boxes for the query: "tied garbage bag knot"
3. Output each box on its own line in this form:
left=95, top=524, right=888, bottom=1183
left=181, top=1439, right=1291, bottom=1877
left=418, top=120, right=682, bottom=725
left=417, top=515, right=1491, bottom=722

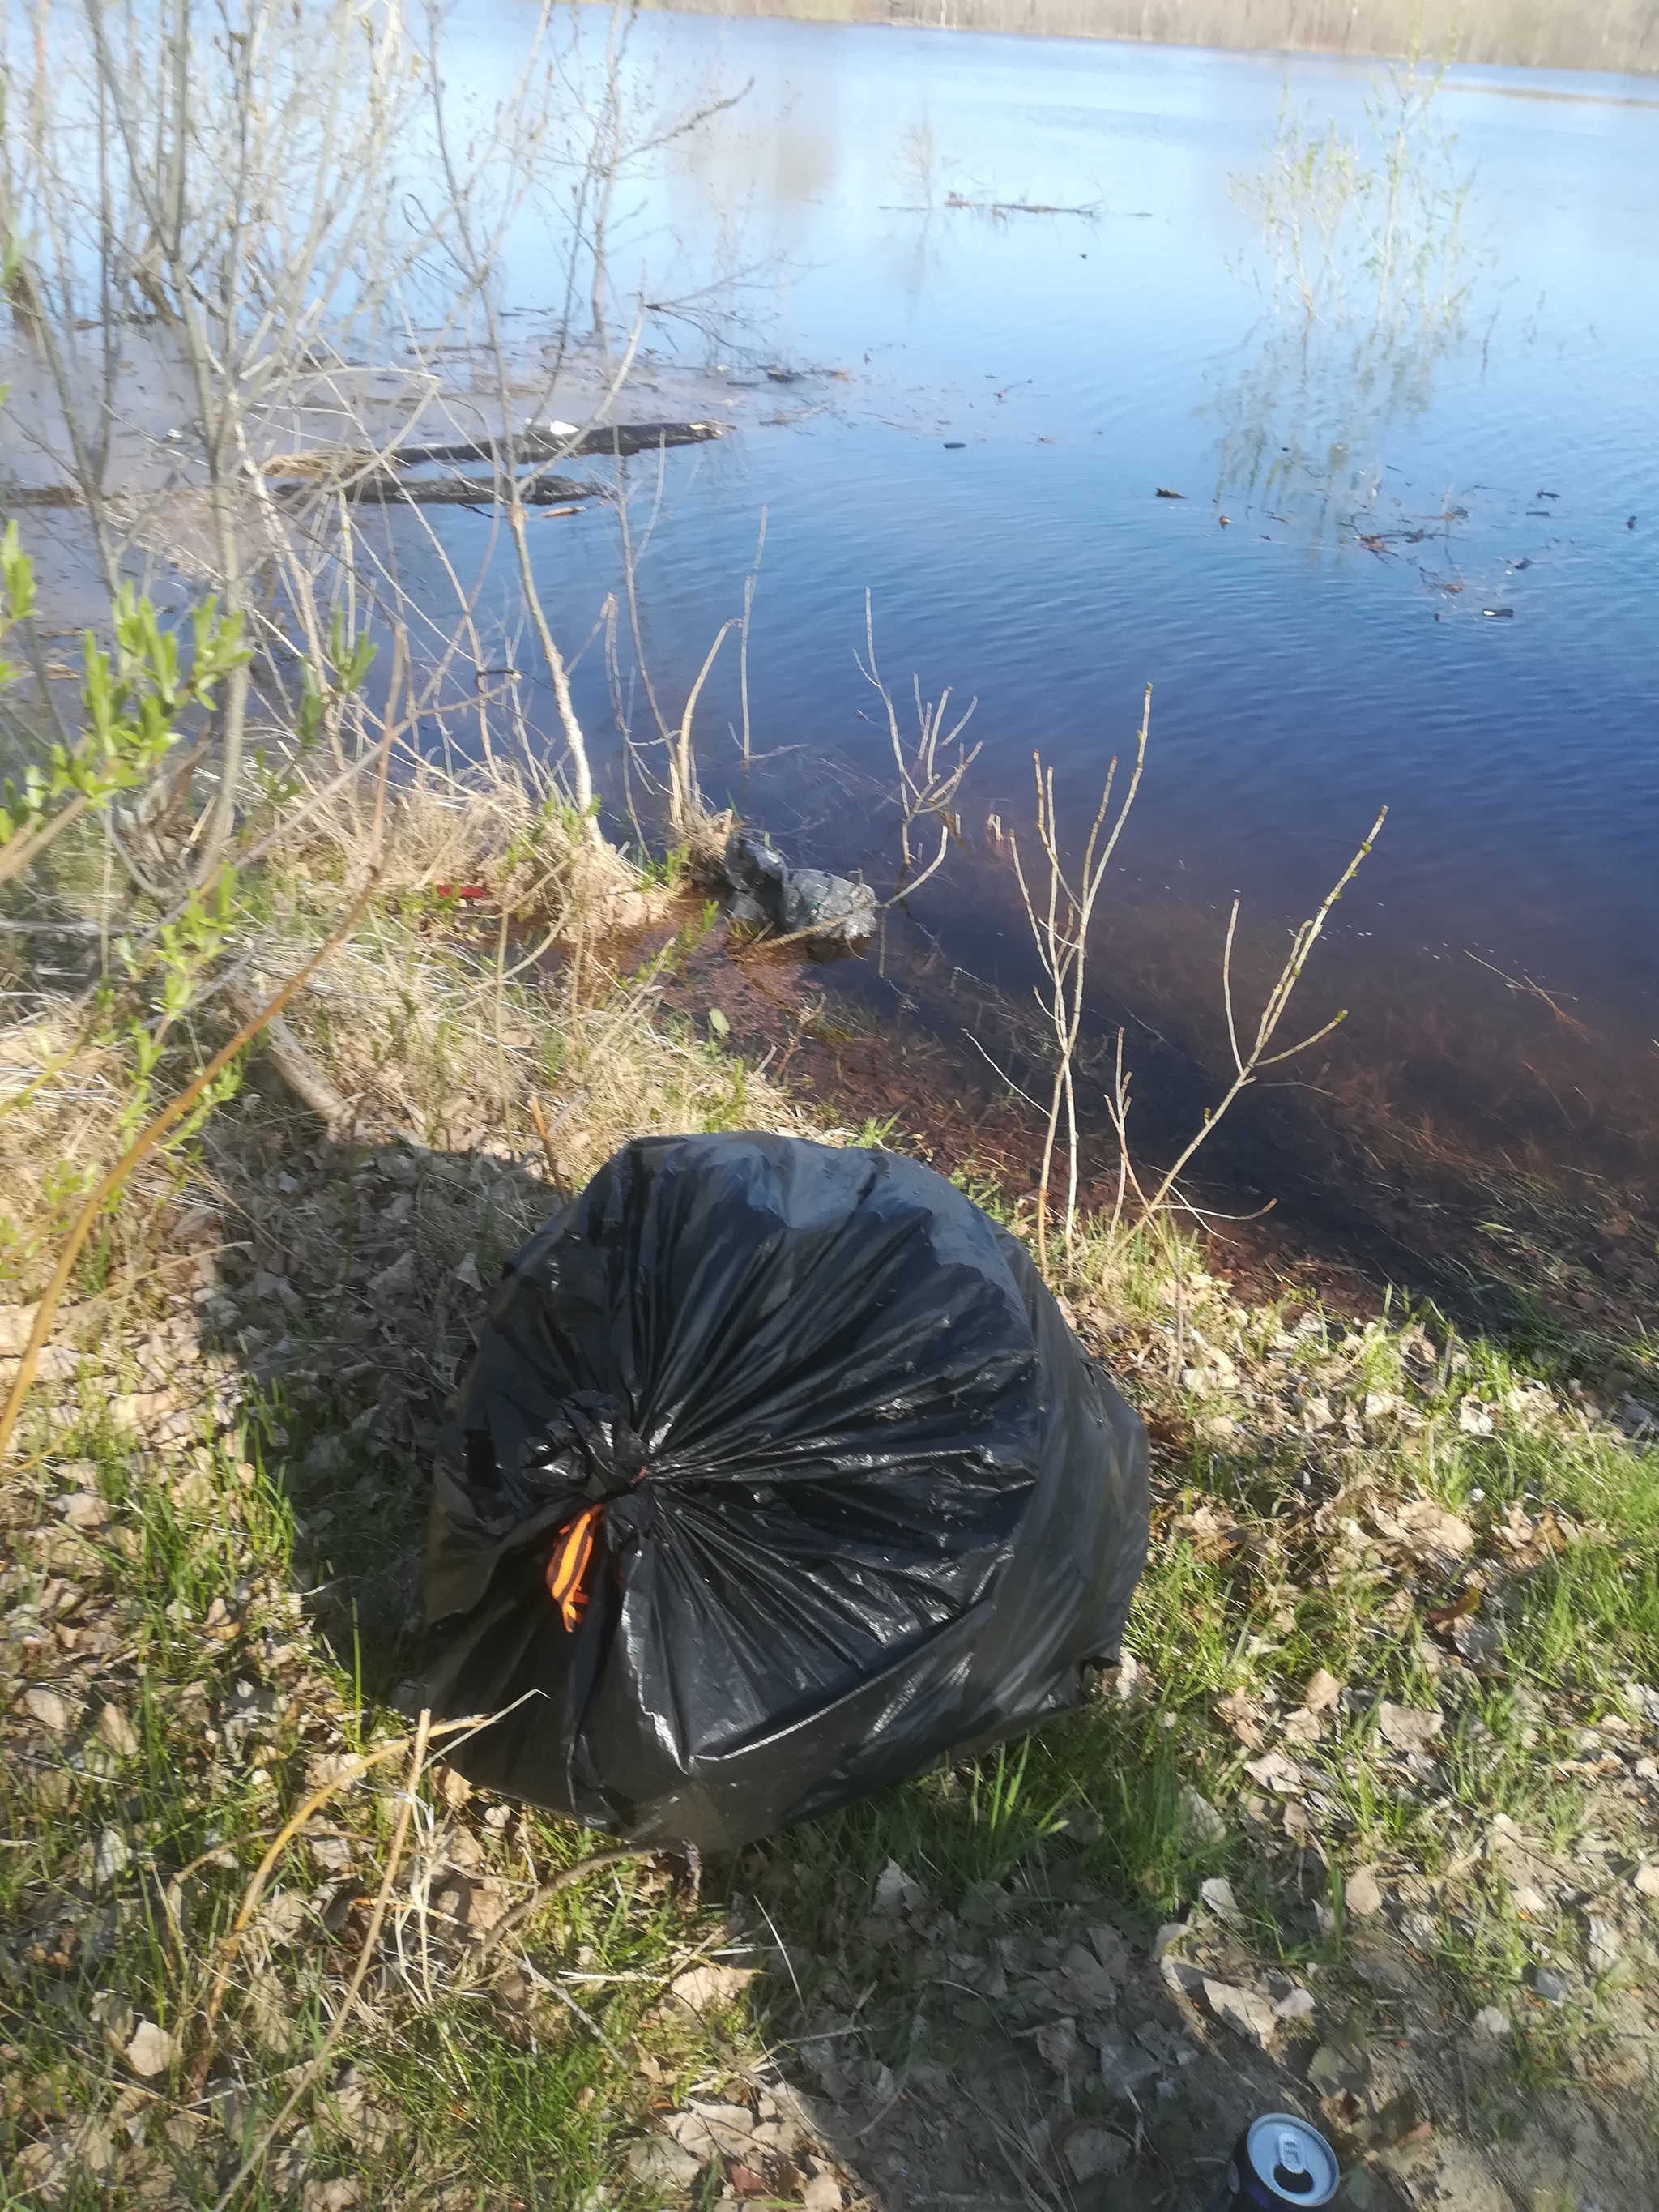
left=546, top=1501, right=603, bottom=1630
left=465, top=1389, right=652, bottom=1630
left=420, top=1131, right=1149, bottom=1851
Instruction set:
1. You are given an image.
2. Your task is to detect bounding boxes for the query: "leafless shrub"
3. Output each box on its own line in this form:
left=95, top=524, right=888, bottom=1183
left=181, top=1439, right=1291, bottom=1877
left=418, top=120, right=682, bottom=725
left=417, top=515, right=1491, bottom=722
left=859, top=593, right=981, bottom=900
left=1006, top=685, right=1385, bottom=1266
left=1008, top=690, right=1147, bottom=1270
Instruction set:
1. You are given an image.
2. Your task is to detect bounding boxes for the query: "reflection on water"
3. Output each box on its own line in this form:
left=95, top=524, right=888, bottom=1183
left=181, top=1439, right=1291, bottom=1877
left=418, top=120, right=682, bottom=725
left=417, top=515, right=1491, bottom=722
left=1217, top=53, right=1491, bottom=534
left=515, top=18, right=1659, bottom=1257
left=5, top=2, right=1652, bottom=1286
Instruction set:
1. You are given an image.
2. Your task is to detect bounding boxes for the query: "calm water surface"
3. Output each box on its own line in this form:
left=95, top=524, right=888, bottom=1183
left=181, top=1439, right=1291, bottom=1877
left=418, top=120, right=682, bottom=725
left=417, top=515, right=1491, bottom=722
left=498, top=12, right=1659, bottom=1221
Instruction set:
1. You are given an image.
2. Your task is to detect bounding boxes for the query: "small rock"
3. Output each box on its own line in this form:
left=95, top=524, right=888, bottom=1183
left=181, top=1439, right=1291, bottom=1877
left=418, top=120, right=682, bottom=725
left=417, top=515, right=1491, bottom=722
left=1161, top=1954, right=1205, bottom=1996
left=1203, top=1977, right=1279, bottom=2050
left=1088, top=1924, right=1131, bottom=1977
left=58, top=1491, right=109, bottom=1532
left=1530, top=1965, right=1570, bottom=2005
left=1472, top=2005, right=1508, bottom=2038
left=23, top=1686, right=74, bottom=1734
left=801, top=2176, right=842, bottom=2212
left=1063, top=2123, right=1129, bottom=2181
left=1401, top=1907, right=1439, bottom=1952
left=1097, top=2040, right=1160, bottom=2099
left=1199, top=1876, right=1242, bottom=1927
left=681, top=2101, right=754, bottom=2144
left=1452, top=1614, right=1501, bottom=1667
left=453, top=1253, right=483, bottom=1292
left=1034, top=2016, right=1091, bottom=2082
left=1058, top=1941, right=1117, bottom=2009
left=1345, top=1868, right=1384, bottom=1918
left=1586, top=1914, right=1622, bottom=1974
left=1308, top=2038, right=1371, bottom=2095
left=1273, top=1987, right=1316, bottom=2022
left=1152, top=1920, right=1191, bottom=1962
left=1631, top=1864, right=1659, bottom=1901
left=124, top=2019, right=177, bottom=2077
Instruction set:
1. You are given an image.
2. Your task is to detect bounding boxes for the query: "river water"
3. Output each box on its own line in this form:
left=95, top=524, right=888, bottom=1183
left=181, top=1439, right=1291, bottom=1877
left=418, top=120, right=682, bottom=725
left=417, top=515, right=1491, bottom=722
left=498, top=15, right=1659, bottom=1246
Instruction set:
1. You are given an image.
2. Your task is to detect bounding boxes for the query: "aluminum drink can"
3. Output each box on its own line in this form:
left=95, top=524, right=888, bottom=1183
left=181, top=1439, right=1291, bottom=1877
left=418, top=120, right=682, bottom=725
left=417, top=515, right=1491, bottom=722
left=1207, top=2114, right=1340, bottom=2209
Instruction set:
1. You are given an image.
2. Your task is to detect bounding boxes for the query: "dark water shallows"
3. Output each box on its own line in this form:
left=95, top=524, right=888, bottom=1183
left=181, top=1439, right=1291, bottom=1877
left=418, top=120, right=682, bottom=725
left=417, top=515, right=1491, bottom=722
left=497, top=12, right=1659, bottom=1211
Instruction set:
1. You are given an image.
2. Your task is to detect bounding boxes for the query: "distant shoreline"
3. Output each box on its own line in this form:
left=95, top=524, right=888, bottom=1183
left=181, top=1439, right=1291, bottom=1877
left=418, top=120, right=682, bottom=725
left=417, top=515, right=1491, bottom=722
left=640, top=0, right=1659, bottom=80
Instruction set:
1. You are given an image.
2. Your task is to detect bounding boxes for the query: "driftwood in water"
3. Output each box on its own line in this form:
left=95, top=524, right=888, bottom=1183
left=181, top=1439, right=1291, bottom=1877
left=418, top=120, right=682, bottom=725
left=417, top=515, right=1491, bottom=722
left=2, top=420, right=724, bottom=510
left=391, top=419, right=725, bottom=466
left=3, top=471, right=596, bottom=510
left=301, top=473, right=595, bottom=509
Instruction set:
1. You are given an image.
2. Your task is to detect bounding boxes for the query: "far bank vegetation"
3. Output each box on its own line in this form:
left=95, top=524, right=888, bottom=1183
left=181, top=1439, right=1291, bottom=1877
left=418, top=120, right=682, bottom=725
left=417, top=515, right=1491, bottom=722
left=645, top=0, right=1659, bottom=77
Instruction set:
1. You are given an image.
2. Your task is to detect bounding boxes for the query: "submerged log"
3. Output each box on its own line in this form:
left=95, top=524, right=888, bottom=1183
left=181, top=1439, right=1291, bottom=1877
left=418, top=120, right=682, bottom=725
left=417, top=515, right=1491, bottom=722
left=299, top=473, right=596, bottom=509
left=2, top=419, right=725, bottom=510
left=390, top=419, right=726, bottom=466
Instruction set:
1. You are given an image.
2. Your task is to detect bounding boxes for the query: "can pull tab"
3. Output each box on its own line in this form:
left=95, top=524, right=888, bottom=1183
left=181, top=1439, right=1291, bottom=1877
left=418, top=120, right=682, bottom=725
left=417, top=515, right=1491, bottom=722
left=1271, top=2131, right=1317, bottom=2196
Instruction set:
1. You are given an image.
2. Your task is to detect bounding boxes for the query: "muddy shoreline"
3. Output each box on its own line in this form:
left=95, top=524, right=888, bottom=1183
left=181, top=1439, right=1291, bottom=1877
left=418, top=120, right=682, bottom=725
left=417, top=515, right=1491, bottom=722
left=569, top=892, right=1659, bottom=1364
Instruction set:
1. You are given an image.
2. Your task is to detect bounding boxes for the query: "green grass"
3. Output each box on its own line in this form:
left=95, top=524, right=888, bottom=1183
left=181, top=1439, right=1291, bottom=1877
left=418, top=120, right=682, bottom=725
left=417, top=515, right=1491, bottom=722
left=5, top=864, right=1657, bottom=2206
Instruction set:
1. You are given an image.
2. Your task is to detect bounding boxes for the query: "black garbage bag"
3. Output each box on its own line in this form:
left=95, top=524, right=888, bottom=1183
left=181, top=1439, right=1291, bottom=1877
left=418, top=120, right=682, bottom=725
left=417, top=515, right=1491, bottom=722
left=420, top=1132, right=1148, bottom=1851
left=723, top=826, right=878, bottom=943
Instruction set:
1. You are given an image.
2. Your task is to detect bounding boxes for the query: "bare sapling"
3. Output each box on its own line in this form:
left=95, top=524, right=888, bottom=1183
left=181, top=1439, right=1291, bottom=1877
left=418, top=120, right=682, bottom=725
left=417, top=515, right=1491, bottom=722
left=859, top=592, right=981, bottom=898
left=4, top=0, right=451, bottom=877
left=1009, top=685, right=1149, bottom=1272
left=1138, top=805, right=1388, bottom=1220
left=739, top=505, right=767, bottom=767
left=669, top=619, right=736, bottom=846
left=3, top=0, right=739, bottom=899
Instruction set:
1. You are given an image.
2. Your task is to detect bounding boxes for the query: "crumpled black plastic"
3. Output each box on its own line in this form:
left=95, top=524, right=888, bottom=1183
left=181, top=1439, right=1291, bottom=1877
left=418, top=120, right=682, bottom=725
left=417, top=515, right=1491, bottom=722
left=723, top=826, right=877, bottom=942
left=420, top=1131, right=1149, bottom=1851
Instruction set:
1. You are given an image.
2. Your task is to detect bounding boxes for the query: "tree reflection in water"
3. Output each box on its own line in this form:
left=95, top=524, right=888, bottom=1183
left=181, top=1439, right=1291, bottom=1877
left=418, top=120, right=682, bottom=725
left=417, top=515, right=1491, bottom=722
left=1216, top=49, right=1495, bottom=541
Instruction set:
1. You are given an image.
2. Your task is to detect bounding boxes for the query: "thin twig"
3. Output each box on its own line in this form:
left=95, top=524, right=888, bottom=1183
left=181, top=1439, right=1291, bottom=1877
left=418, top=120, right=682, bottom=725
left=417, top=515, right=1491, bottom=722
left=1141, top=805, right=1386, bottom=1218
left=197, top=1710, right=501, bottom=2046
left=671, top=619, right=735, bottom=839
left=461, top=1846, right=651, bottom=1977
left=207, top=1710, right=432, bottom=2212
left=527, top=1095, right=572, bottom=1199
